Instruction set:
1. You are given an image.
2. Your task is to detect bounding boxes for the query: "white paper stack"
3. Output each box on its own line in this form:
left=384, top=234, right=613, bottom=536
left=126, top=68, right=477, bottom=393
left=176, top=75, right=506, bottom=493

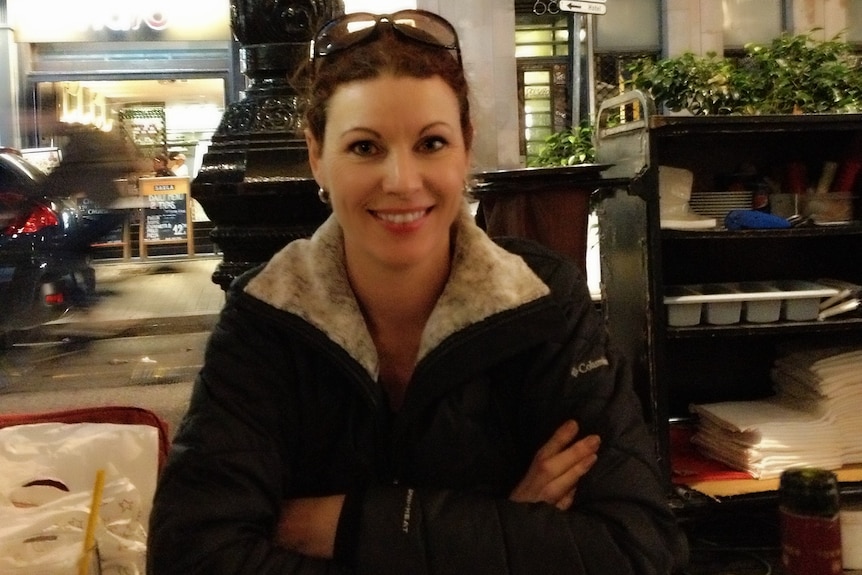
left=689, top=345, right=862, bottom=479
left=771, top=346, right=862, bottom=463
left=689, top=397, right=843, bottom=478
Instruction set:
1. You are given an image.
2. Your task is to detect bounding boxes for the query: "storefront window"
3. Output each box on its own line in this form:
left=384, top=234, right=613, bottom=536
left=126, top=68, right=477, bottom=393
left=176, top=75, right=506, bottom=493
left=515, top=14, right=569, bottom=165
left=36, top=78, right=224, bottom=181
left=515, top=17, right=569, bottom=58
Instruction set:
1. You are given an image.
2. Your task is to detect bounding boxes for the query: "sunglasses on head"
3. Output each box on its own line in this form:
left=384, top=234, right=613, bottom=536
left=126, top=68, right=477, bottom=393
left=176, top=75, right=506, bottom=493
left=312, top=9, right=462, bottom=66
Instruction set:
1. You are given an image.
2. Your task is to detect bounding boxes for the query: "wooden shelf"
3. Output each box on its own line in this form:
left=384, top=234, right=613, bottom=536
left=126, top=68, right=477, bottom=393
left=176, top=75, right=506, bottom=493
left=678, top=465, right=862, bottom=498
left=672, top=424, right=862, bottom=497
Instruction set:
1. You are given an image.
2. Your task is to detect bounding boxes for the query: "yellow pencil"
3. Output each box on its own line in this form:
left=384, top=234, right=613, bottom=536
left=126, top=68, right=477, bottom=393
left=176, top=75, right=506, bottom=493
left=78, top=468, right=106, bottom=575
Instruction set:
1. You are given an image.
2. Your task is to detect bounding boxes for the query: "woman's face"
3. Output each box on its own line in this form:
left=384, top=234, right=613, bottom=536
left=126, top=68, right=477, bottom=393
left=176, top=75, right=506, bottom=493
left=306, top=74, right=471, bottom=274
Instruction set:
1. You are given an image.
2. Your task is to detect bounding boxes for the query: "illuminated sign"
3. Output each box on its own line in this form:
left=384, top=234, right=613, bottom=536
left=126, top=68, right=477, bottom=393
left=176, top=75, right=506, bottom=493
left=93, top=9, right=169, bottom=33
left=8, top=0, right=232, bottom=43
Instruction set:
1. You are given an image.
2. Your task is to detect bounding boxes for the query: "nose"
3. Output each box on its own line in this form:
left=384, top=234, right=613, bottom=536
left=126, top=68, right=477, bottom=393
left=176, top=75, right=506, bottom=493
left=381, top=148, right=422, bottom=197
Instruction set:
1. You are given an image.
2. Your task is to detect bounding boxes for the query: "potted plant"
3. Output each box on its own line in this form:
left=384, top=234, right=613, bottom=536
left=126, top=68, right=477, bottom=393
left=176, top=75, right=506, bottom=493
left=739, top=31, right=862, bottom=114
left=528, top=121, right=596, bottom=167
left=626, top=51, right=740, bottom=116
left=627, top=30, right=862, bottom=116
left=474, top=121, right=602, bottom=272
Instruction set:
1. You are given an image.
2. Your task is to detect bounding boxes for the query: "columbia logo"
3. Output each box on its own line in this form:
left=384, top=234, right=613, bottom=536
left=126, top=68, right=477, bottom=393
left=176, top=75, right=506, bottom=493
left=570, top=357, right=609, bottom=377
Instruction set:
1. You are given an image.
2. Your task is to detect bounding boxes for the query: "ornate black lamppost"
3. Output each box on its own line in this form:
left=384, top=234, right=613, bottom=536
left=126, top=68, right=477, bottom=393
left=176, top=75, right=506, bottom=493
left=192, top=0, right=343, bottom=290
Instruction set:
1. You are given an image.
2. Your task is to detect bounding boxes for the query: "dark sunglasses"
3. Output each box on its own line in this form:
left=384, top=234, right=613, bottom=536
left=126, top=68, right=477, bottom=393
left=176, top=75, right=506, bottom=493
left=312, top=9, right=462, bottom=66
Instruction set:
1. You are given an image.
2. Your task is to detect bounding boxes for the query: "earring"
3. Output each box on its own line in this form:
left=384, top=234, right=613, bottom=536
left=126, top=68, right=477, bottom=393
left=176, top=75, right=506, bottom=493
left=463, top=179, right=475, bottom=198
left=317, top=187, right=330, bottom=204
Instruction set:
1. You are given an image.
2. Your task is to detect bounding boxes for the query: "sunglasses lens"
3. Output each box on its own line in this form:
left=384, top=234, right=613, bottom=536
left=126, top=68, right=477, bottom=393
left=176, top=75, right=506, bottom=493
left=315, top=13, right=377, bottom=57
left=313, top=10, right=460, bottom=62
left=390, top=11, right=458, bottom=50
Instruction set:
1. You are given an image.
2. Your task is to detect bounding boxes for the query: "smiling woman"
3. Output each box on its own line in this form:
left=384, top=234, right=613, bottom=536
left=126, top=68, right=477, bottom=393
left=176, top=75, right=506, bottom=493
left=147, top=9, right=687, bottom=575
left=307, top=75, right=469, bottom=277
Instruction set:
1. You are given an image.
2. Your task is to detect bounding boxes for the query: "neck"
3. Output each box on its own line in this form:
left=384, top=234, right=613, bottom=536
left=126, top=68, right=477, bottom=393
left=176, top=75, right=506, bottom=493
left=348, top=246, right=451, bottom=333
left=347, top=243, right=452, bottom=411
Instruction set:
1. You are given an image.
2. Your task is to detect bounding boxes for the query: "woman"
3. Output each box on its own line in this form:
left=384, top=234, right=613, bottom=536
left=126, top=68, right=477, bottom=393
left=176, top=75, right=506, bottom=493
left=148, top=10, right=686, bottom=575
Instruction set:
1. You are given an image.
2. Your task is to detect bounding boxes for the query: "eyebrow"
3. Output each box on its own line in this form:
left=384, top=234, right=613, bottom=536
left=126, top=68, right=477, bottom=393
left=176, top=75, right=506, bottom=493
left=340, top=121, right=454, bottom=139
left=339, top=127, right=381, bottom=140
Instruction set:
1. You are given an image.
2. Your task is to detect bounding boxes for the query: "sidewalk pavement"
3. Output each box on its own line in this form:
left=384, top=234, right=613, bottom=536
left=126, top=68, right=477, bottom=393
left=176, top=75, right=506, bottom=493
left=0, top=256, right=226, bottom=436
left=55, top=255, right=226, bottom=327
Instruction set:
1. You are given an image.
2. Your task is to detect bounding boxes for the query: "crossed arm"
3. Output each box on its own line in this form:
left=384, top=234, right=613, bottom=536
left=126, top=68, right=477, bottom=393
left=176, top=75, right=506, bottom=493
left=276, top=419, right=601, bottom=559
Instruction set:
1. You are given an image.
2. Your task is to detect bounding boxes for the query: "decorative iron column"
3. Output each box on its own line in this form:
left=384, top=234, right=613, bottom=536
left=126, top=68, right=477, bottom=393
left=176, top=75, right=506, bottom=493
left=192, top=0, right=343, bottom=290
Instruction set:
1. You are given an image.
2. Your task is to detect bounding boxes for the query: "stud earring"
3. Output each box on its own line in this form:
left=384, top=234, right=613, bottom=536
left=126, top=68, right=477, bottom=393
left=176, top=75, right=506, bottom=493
left=463, top=179, right=474, bottom=197
left=318, top=187, right=330, bottom=204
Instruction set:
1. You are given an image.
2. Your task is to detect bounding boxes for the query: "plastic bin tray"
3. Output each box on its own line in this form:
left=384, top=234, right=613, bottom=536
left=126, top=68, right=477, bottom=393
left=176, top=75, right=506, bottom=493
left=663, top=280, right=840, bottom=326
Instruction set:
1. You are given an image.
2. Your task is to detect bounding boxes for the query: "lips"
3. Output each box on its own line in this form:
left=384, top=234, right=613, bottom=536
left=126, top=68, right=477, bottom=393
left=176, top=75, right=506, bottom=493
left=373, top=209, right=429, bottom=225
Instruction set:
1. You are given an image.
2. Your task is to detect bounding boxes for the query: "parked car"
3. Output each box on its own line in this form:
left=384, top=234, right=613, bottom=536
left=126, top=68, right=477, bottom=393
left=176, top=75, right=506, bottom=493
left=0, top=147, right=124, bottom=344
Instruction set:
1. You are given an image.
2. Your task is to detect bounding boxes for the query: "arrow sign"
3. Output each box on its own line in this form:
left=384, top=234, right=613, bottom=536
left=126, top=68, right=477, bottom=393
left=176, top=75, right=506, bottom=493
left=559, top=0, right=607, bottom=15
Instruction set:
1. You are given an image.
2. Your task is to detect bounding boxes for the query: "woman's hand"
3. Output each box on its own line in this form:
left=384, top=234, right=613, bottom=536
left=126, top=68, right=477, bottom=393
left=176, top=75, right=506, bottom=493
left=275, top=494, right=345, bottom=559
left=276, top=420, right=598, bottom=556
left=509, top=419, right=600, bottom=511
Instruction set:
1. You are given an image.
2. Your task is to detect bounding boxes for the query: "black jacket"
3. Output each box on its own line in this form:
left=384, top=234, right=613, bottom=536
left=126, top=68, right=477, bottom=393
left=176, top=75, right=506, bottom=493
left=148, top=210, right=687, bottom=574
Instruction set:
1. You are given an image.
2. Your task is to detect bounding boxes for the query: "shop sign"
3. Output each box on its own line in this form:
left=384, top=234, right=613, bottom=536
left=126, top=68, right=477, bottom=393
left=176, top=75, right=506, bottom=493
left=8, top=0, right=232, bottom=43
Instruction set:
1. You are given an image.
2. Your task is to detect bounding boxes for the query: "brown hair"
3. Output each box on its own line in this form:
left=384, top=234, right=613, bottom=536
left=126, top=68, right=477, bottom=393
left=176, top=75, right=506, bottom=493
left=304, top=26, right=473, bottom=152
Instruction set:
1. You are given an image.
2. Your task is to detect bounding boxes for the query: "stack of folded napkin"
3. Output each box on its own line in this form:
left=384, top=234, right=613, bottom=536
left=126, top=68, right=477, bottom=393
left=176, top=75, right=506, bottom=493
left=689, top=345, right=862, bottom=479
left=772, top=346, right=862, bottom=463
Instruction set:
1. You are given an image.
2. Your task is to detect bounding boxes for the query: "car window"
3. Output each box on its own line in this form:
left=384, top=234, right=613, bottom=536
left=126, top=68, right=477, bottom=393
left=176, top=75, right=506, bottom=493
left=0, top=153, right=45, bottom=192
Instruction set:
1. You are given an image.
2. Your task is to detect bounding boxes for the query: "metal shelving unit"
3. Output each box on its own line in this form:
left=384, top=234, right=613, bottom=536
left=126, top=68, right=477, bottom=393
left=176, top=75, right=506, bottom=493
left=594, top=91, right=862, bottom=506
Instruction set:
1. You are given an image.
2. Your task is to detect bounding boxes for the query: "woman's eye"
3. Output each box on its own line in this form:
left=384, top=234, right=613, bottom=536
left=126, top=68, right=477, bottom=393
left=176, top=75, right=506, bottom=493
left=419, top=136, right=447, bottom=152
left=349, top=141, right=378, bottom=156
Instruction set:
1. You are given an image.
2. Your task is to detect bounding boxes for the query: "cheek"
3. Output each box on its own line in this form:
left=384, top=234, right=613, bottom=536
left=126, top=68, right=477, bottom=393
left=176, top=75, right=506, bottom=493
left=316, top=155, right=349, bottom=195
left=326, top=167, right=375, bottom=209
left=442, top=163, right=470, bottom=195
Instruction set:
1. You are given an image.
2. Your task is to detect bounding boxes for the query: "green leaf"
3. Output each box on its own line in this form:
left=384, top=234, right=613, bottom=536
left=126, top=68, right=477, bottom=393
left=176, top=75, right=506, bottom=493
left=625, top=30, right=862, bottom=116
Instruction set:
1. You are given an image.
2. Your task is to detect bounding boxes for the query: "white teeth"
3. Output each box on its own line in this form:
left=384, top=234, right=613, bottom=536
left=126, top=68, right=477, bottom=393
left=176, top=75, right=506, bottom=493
left=376, top=210, right=426, bottom=224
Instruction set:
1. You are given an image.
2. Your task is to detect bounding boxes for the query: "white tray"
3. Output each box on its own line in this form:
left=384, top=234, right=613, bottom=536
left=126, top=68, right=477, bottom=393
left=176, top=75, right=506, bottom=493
left=664, top=280, right=841, bottom=325
left=664, top=280, right=839, bottom=304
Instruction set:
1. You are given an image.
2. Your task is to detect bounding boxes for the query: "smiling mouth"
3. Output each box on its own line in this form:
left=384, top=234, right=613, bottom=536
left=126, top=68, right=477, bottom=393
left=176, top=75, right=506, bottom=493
left=373, top=209, right=429, bottom=224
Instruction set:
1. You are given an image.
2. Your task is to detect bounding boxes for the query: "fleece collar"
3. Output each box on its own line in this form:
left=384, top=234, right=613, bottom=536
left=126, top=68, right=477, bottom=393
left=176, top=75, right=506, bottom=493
left=244, top=204, right=550, bottom=380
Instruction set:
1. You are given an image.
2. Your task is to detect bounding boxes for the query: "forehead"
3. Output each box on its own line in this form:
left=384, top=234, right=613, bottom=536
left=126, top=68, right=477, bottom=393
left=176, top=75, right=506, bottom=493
left=326, top=74, right=460, bottom=127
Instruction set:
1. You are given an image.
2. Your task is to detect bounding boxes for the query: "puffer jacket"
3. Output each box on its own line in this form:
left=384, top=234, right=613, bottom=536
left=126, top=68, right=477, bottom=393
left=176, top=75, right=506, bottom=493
left=147, top=208, right=687, bottom=575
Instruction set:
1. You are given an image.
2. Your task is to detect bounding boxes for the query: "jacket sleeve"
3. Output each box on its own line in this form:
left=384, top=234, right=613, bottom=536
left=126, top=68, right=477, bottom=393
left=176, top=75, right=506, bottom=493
left=146, top=295, right=352, bottom=575
left=148, top=244, right=687, bottom=575
left=337, top=362, right=687, bottom=575
left=334, top=244, right=688, bottom=575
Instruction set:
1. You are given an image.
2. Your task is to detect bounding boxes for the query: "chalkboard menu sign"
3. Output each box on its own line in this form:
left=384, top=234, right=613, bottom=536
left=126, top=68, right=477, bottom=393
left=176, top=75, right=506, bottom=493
left=138, top=176, right=194, bottom=257
left=145, top=192, right=187, bottom=241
